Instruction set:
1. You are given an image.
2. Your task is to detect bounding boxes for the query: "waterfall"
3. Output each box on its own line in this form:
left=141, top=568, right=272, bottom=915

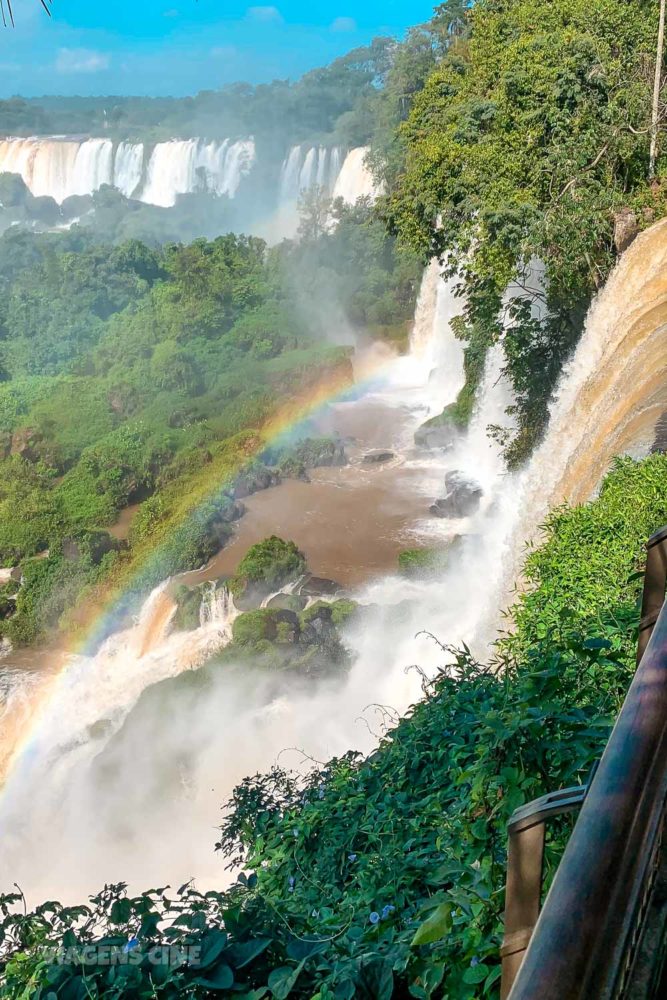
left=114, top=141, right=144, bottom=198
left=331, top=147, right=384, bottom=205
left=278, top=145, right=344, bottom=203
left=140, top=138, right=256, bottom=206
left=214, top=139, right=255, bottom=197
left=0, top=137, right=377, bottom=219
left=27, top=139, right=80, bottom=203
left=409, top=260, right=441, bottom=360
left=0, top=136, right=256, bottom=207
left=140, top=139, right=199, bottom=207
left=3, top=190, right=665, bottom=905
left=279, top=146, right=303, bottom=201
left=299, top=147, right=318, bottom=192
left=198, top=582, right=238, bottom=637
left=71, top=139, right=115, bottom=197
left=511, top=217, right=667, bottom=536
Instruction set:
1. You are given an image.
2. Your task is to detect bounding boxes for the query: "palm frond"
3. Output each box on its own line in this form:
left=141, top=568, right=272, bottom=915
left=1, top=0, right=52, bottom=25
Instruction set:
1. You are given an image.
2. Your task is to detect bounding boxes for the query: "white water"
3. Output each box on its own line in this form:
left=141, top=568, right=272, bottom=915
left=278, top=145, right=343, bottom=203
left=113, top=142, right=145, bottom=199
left=2, top=223, right=663, bottom=903
left=0, top=137, right=376, bottom=212
left=332, top=147, right=384, bottom=204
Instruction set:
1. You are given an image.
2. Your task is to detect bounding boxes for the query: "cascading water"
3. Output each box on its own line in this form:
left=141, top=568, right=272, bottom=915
left=70, top=140, right=115, bottom=197
left=2, top=219, right=665, bottom=903
left=331, top=147, right=384, bottom=204
left=0, top=136, right=256, bottom=207
left=0, top=263, right=467, bottom=899
left=278, top=144, right=344, bottom=203
left=0, top=138, right=379, bottom=234
left=113, top=141, right=144, bottom=199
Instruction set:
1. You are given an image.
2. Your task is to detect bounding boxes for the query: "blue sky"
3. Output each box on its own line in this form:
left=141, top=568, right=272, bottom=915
left=0, top=0, right=436, bottom=97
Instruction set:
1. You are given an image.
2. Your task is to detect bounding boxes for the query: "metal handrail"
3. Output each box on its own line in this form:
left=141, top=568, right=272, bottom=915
left=500, top=780, right=593, bottom=997
left=502, top=527, right=667, bottom=999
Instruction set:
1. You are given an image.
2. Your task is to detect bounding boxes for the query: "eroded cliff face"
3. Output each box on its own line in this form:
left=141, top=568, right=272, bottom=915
left=519, top=217, right=667, bottom=513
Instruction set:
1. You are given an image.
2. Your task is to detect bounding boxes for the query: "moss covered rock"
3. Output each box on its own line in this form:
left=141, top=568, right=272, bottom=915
left=229, top=536, right=307, bottom=608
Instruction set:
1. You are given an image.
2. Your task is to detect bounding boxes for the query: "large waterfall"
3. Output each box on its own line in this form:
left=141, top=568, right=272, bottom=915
left=0, top=137, right=378, bottom=212
left=332, top=147, right=383, bottom=203
left=279, top=145, right=343, bottom=202
left=1, top=220, right=665, bottom=903
left=0, top=136, right=257, bottom=208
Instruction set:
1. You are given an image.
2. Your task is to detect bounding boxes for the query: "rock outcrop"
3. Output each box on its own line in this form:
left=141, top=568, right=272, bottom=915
left=614, top=208, right=639, bottom=253
left=430, top=472, right=483, bottom=518
left=415, top=411, right=458, bottom=450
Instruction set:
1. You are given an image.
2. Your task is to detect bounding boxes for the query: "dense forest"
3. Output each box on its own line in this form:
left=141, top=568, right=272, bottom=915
left=0, top=203, right=420, bottom=646
left=1, top=0, right=667, bottom=996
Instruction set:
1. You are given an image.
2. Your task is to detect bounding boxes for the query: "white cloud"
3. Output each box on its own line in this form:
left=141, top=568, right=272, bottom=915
left=56, top=48, right=110, bottom=74
left=330, top=16, right=357, bottom=32
left=246, top=6, right=283, bottom=24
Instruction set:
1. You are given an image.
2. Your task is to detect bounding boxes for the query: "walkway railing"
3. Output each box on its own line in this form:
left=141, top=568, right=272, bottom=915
left=500, top=526, right=667, bottom=999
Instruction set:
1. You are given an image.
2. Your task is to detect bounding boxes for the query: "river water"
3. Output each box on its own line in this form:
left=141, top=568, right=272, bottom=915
left=1, top=220, right=665, bottom=902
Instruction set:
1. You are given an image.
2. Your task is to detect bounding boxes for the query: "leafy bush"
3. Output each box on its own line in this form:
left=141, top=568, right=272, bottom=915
left=229, top=537, right=307, bottom=601
left=3, top=454, right=665, bottom=997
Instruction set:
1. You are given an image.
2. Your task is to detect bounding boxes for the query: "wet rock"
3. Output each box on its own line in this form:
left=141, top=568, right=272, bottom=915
left=614, top=208, right=639, bottom=254
left=0, top=173, right=29, bottom=208
left=217, top=499, right=246, bottom=523
left=25, top=194, right=60, bottom=225
left=414, top=415, right=457, bottom=450
left=232, top=464, right=281, bottom=499
left=298, top=574, right=342, bottom=598
left=300, top=603, right=336, bottom=645
left=274, top=609, right=301, bottom=645
left=363, top=450, right=395, bottom=464
left=430, top=473, right=483, bottom=519
left=265, top=593, right=308, bottom=612
left=61, top=194, right=94, bottom=220
left=263, top=437, right=348, bottom=481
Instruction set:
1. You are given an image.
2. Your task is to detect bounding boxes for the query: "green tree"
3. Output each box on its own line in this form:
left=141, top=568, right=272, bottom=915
left=389, top=0, right=661, bottom=464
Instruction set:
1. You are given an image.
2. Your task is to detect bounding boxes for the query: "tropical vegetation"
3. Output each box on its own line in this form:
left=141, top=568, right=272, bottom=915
left=1, top=452, right=665, bottom=997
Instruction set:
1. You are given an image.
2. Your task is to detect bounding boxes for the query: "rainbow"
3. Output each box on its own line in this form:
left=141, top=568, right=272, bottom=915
left=0, top=344, right=403, bottom=786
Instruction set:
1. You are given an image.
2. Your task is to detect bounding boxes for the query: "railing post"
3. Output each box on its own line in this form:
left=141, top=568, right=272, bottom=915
left=638, top=527, right=667, bottom=663
left=500, top=818, right=545, bottom=999
left=500, top=786, right=589, bottom=998
left=503, top=526, right=667, bottom=999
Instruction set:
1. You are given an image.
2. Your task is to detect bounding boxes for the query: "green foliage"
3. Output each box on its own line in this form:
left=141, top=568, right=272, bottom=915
left=229, top=537, right=307, bottom=601
left=232, top=609, right=283, bottom=647
left=4, top=453, right=664, bottom=998
left=505, top=453, right=667, bottom=659
left=388, top=0, right=664, bottom=463
left=172, top=584, right=205, bottom=632
left=0, top=223, right=363, bottom=643
left=289, top=196, right=423, bottom=341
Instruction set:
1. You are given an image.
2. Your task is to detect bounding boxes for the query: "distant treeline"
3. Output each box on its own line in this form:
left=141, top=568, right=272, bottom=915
left=0, top=3, right=466, bottom=151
